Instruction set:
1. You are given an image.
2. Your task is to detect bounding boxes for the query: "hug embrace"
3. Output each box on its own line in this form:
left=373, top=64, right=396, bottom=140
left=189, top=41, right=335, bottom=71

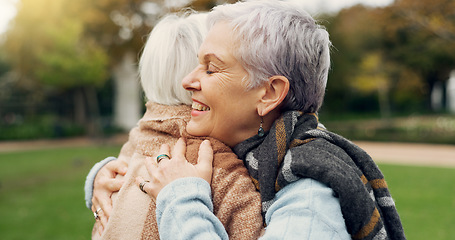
left=85, top=1, right=406, bottom=239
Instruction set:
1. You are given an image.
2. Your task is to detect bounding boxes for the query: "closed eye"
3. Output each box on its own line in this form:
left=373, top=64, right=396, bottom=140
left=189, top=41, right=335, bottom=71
left=206, top=63, right=217, bottom=75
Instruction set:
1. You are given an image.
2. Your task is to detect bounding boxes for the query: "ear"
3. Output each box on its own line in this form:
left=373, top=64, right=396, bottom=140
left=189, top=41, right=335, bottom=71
left=257, top=75, right=289, bottom=116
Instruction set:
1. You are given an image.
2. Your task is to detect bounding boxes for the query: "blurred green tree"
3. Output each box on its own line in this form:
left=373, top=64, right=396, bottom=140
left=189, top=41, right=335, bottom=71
left=3, top=0, right=109, bottom=133
left=3, top=0, right=234, bottom=137
left=351, top=52, right=391, bottom=118
left=324, top=1, right=455, bottom=115
left=381, top=0, right=455, bottom=111
left=324, top=5, right=387, bottom=115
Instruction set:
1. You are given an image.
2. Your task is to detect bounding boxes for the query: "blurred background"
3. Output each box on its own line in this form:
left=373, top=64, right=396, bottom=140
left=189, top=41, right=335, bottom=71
left=0, top=0, right=454, bottom=143
left=0, top=0, right=454, bottom=239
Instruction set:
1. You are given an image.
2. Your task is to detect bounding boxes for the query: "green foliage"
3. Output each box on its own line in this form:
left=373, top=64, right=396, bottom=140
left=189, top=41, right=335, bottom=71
left=0, top=115, right=85, bottom=140
left=35, top=19, right=108, bottom=89
left=0, top=0, right=235, bottom=138
left=323, top=6, right=388, bottom=114
left=382, top=0, right=455, bottom=74
left=0, top=53, right=10, bottom=75
left=1, top=0, right=454, bottom=141
left=4, top=0, right=109, bottom=90
left=323, top=114, right=455, bottom=144
left=323, top=0, right=455, bottom=114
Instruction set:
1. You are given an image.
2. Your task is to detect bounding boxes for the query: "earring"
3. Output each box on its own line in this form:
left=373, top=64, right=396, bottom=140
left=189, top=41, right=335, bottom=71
left=258, top=117, right=265, bottom=137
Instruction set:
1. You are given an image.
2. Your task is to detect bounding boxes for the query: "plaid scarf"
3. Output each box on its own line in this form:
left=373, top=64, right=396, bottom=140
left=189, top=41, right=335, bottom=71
left=233, top=111, right=406, bottom=240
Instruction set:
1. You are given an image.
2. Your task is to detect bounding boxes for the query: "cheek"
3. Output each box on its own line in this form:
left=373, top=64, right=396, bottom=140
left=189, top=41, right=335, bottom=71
left=214, top=70, right=247, bottom=91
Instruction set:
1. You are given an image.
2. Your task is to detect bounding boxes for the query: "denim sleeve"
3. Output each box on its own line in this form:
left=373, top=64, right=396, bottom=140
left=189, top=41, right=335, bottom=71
left=155, top=177, right=350, bottom=240
left=155, top=177, right=229, bottom=240
left=84, top=156, right=117, bottom=209
left=260, top=178, right=351, bottom=240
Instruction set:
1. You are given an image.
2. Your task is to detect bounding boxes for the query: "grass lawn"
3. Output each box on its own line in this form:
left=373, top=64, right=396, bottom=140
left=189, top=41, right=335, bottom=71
left=0, top=145, right=122, bottom=240
left=0, top=145, right=454, bottom=239
left=380, top=164, right=455, bottom=240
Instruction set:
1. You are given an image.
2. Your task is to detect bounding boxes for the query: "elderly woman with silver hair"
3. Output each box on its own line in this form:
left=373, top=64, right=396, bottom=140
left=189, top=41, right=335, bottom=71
left=138, top=1, right=406, bottom=239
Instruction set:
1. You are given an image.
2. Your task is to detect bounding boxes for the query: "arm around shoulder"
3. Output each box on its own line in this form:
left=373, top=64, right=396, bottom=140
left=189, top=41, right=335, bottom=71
left=84, top=156, right=117, bottom=209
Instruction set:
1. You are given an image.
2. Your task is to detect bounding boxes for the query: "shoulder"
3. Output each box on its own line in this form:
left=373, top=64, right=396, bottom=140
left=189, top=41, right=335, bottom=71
left=272, top=178, right=340, bottom=210
left=264, top=178, right=350, bottom=239
left=291, top=138, right=352, bottom=163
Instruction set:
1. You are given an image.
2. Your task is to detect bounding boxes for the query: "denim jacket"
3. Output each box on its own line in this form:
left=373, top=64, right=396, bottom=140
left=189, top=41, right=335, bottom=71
left=156, top=177, right=350, bottom=239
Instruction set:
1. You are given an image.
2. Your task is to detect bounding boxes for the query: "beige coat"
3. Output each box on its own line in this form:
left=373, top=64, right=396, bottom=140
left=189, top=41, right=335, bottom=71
left=92, top=102, right=263, bottom=239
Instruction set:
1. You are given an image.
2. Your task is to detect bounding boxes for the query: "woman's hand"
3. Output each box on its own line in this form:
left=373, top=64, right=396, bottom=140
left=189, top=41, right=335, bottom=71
left=136, top=138, right=213, bottom=199
left=91, top=160, right=128, bottom=235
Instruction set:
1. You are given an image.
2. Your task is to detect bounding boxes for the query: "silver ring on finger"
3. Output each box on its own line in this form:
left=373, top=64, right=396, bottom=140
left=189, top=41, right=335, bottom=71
left=139, top=180, right=150, bottom=194
left=94, top=207, right=102, bottom=220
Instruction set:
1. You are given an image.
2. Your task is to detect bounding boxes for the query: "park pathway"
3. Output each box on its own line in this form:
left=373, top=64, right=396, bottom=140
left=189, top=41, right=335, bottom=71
left=0, top=135, right=454, bottom=168
left=355, top=141, right=455, bottom=168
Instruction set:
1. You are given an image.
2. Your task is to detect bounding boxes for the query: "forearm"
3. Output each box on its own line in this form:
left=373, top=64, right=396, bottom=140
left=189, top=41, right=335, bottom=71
left=156, top=177, right=229, bottom=240
left=84, top=156, right=117, bottom=209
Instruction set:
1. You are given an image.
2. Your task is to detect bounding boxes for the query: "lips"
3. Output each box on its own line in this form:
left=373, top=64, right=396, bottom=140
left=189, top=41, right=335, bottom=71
left=192, top=101, right=210, bottom=111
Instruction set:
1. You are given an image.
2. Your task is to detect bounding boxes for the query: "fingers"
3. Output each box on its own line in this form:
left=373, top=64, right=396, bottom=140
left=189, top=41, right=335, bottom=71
left=92, top=177, right=122, bottom=220
left=93, top=221, right=103, bottom=237
left=92, top=205, right=106, bottom=235
left=92, top=177, right=122, bottom=234
left=197, top=140, right=213, bottom=167
left=92, top=193, right=112, bottom=232
left=105, top=160, right=128, bottom=176
left=158, top=144, right=171, bottom=159
left=155, top=138, right=186, bottom=165
left=136, top=176, right=147, bottom=193
left=96, top=196, right=113, bottom=220
left=172, top=138, right=187, bottom=160
left=135, top=176, right=156, bottom=198
left=137, top=138, right=212, bottom=199
left=196, top=140, right=214, bottom=184
left=144, top=156, right=158, bottom=179
left=106, top=178, right=124, bottom=192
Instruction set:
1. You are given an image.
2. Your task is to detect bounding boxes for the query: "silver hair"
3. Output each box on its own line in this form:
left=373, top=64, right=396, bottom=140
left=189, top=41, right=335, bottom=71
left=139, top=12, right=208, bottom=105
left=208, top=0, right=331, bottom=113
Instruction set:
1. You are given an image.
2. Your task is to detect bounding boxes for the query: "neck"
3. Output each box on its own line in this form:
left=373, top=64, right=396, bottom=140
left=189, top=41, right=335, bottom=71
left=228, top=110, right=282, bottom=148
left=262, top=109, right=281, bottom=132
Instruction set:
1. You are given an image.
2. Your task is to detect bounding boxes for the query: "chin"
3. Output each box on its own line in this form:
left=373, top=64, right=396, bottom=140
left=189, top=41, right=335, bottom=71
left=186, top=122, right=205, bottom=137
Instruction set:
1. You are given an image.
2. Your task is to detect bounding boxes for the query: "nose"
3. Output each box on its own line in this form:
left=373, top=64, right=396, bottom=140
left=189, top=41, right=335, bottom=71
left=182, top=67, right=201, bottom=91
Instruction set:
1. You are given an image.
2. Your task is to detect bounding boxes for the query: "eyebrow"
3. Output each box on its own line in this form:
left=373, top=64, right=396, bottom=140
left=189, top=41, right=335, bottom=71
left=203, top=53, right=226, bottom=65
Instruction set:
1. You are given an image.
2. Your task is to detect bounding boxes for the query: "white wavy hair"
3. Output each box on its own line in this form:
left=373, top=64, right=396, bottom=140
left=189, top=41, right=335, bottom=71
left=139, top=12, right=208, bottom=105
left=208, top=0, right=332, bottom=113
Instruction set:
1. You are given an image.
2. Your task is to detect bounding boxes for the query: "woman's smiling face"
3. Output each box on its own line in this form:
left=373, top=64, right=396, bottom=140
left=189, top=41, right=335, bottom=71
left=182, top=21, right=263, bottom=147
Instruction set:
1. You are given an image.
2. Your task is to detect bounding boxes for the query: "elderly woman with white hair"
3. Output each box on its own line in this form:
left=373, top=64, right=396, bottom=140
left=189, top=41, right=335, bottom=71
left=85, top=12, right=263, bottom=240
left=138, top=1, right=406, bottom=240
